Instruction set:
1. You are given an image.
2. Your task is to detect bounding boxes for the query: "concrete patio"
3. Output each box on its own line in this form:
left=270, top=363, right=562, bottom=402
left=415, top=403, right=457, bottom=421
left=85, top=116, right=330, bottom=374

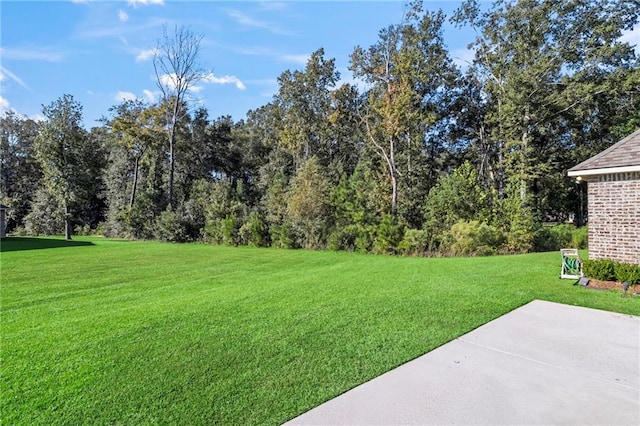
left=286, top=300, right=639, bottom=425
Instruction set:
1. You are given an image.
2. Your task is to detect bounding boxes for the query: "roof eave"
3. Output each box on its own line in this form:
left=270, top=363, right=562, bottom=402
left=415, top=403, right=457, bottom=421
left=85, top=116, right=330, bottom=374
left=567, top=164, right=640, bottom=178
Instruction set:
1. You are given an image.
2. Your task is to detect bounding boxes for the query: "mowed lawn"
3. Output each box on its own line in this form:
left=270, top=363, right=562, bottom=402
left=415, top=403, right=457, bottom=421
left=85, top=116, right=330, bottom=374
left=1, top=237, right=638, bottom=425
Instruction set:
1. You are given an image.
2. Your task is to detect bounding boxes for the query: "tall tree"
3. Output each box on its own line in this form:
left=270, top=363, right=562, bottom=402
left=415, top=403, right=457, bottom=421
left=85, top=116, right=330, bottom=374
left=453, top=0, right=640, bottom=223
left=105, top=100, right=162, bottom=209
left=0, top=111, right=42, bottom=232
left=350, top=0, right=459, bottom=217
left=154, top=24, right=205, bottom=206
left=34, top=94, right=88, bottom=240
left=274, top=48, right=340, bottom=167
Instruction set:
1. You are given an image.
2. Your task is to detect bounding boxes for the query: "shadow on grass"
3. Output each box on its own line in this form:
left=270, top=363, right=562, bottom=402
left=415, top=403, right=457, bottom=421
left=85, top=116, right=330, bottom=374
left=0, top=237, right=95, bottom=253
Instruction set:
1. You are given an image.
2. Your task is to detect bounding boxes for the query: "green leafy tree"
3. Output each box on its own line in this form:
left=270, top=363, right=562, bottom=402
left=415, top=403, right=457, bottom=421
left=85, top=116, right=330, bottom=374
left=287, top=156, right=330, bottom=249
left=0, top=111, right=42, bottom=232
left=350, top=1, right=459, bottom=217
left=103, top=101, right=166, bottom=237
left=423, top=161, right=489, bottom=250
left=453, top=0, right=640, bottom=223
left=275, top=48, right=340, bottom=167
left=34, top=94, right=90, bottom=240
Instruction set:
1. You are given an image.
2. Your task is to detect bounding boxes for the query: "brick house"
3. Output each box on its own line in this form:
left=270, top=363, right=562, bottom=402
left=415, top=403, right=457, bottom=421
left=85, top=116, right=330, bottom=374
left=568, top=129, right=640, bottom=265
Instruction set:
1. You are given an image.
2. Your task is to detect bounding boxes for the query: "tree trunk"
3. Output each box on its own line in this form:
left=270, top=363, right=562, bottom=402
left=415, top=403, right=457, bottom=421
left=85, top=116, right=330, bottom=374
left=64, top=203, right=72, bottom=240
left=389, top=137, right=398, bottom=214
left=168, top=98, right=179, bottom=207
left=130, top=154, right=140, bottom=209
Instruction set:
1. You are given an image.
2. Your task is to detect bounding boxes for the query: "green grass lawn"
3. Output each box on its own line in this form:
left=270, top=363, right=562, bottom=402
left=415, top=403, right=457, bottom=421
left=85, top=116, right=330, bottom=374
left=1, top=236, right=638, bottom=425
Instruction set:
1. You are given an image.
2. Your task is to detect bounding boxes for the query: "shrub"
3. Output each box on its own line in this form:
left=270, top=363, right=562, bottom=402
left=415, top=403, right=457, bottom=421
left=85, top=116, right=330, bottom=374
left=355, top=225, right=377, bottom=253
left=583, top=259, right=616, bottom=281
left=124, top=191, right=163, bottom=240
left=328, top=225, right=358, bottom=251
left=571, top=226, right=588, bottom=249
left=155, top=208, right=191, bottom=243
left=24, top=188, right=64, bottom=236
left=373, top=215, right=404, bottom=255
left=448, top=220, right=504, bottom=256
left=534, top=224, right=574, bottom=252
left=221, top=215, right=239, bottom=246
left=12, top=226, right=27, bottom=236
left=614, top=262, right=640, bottom=285
left=398, top=229, right=429, bottom=256
left=270, top=223, right=301, bottom=249
left=204, top=218, right=223, bottom=244
left=239, top=211, right=269, bottom=247
left=74, top=224, right=92, bottom=236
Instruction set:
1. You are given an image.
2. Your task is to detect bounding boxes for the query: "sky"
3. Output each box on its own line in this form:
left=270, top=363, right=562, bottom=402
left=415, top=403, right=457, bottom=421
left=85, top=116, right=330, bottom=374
left=1, top=0, right=638, bottom=128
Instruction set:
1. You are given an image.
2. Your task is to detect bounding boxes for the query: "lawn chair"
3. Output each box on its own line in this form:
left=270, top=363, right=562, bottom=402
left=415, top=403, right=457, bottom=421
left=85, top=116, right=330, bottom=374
left=560, top=249, right=582, bottom=279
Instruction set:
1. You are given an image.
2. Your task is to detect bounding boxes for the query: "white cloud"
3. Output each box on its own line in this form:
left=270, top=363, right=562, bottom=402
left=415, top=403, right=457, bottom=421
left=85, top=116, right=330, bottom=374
left=281, top=54, right=310, bottom=65
left=0, top=96, right=10, bottom=114
left=135, top=48, right=158, bottom=62
left=143, top=89, right=158, bottom=103
left=0, top=66, right=31, bottom=91
left=0, top=47, right=65, bottom=62
left=226, top=9, right=292, bottom=36
left=114, top=91, right=137, bottom=102
left=127, top=0, right=164, bottom=8
left=620, top=25, right=640, bottom=54
left=202, top=72, right=246, bottom=90
left=159, top=72, right=246, bottom=92
left=159, top=73, right=178, bottom=90
left=118, top=9, right=129, bottom=22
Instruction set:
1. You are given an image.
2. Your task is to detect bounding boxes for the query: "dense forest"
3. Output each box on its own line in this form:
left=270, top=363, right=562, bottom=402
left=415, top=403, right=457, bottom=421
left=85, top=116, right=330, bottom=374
left=2, top=0, right=639, bottom=256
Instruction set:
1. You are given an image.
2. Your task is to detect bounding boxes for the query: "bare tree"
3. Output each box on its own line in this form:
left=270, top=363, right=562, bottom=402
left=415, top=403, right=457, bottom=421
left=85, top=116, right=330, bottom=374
left=153, top=24, right=205, bottom=205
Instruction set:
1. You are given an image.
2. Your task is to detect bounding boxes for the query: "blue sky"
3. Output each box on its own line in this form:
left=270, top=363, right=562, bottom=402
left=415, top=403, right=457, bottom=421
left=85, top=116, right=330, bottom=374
left=1, top=0, right=482, bottom=126
left=2, top=1, right=637, bottom=127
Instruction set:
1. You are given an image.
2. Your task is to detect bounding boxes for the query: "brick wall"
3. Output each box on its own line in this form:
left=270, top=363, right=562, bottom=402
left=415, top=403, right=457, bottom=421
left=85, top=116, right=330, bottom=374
left=587, top=172, right=640, bottom=265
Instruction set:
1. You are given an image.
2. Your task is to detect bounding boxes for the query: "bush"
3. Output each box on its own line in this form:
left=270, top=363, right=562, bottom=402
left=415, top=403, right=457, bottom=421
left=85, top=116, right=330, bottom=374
left=11, top=226, right=27, bottom=236
left=614, top=262, right=640, bottom=285
left=534, top=224, right=587, bottom=252
left=204, top=218, right=223, bottom=244
left=24, top=188, right=64, bottom=236
left=355, top=225, right=376, bottom=253
left=238, top=211, right=269, bottom=247
left=74, top=224, right=92, bottom=236
left=583, top=259, right=616, bottom=281
left=328, top=225, right=357, bottom=251
left=373, top=215, right=404, bottom=255
left=124, top=191, right=163, bottom=240
left=270, top=223, right=301, bottom=249
left=535, top=224, right=572, bottom=252
left=571, top=226, right=588, bottom=249
left=398, top=229, right=429, bottom=256
left=155, top=208, right=190, bottom=243
left=448, top=220, right=504, bottom=256
left=221, top=215, right=239, bottom=246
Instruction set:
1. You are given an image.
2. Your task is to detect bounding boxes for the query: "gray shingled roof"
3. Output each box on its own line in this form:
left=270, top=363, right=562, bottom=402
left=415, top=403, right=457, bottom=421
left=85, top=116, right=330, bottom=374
left=568, top=128, right=640, bottom=174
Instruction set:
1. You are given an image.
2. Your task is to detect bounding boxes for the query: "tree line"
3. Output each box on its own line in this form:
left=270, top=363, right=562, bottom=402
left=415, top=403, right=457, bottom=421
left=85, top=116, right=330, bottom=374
left=2, top=0, right=639, bottom=255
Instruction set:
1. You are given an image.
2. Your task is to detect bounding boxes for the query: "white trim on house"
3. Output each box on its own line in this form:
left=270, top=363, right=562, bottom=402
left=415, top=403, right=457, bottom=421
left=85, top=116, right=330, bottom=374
left=568, top=164, right=640, bottom=177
